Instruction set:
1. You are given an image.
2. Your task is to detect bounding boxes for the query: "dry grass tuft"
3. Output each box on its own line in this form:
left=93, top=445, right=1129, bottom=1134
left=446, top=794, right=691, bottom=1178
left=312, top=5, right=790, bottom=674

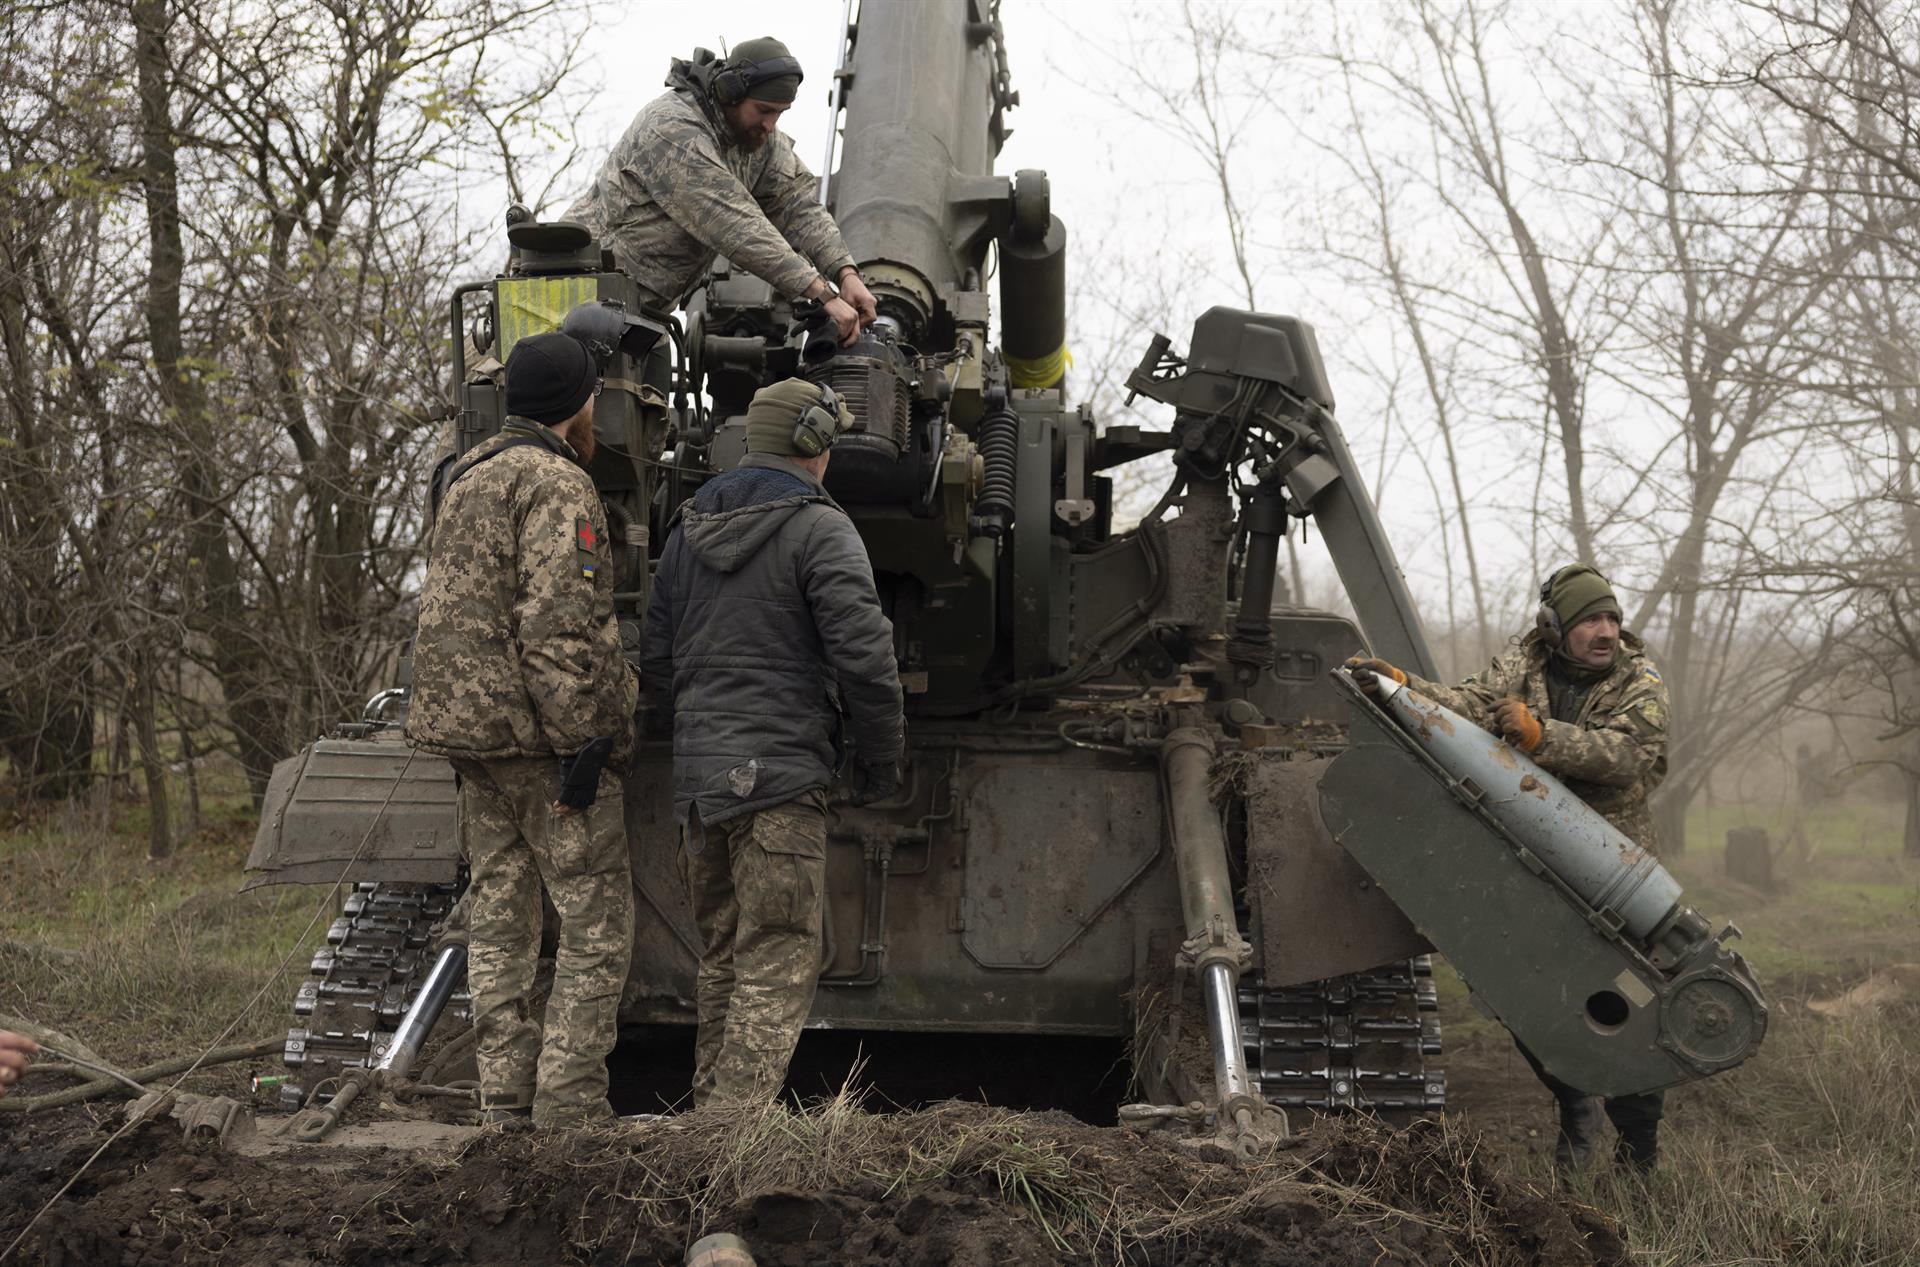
left=1578, top=1004, right=1920, bottom=1267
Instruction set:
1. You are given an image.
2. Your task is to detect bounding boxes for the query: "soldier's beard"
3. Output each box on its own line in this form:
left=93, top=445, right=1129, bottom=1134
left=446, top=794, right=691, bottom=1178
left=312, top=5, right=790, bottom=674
left=723, top=107, right=772, bottom=151
left=729, top=122, right=770, bottom=151
left=566, top=420, right=596, bottom=466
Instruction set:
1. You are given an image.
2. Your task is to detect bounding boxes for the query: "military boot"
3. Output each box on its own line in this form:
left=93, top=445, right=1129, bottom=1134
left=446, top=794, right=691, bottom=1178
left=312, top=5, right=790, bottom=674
left=479, top=1085, right=534, bottom=1131
left=1553, top=1094, right=1605, bottom=1178
left=481, top=1105, right=534, bottom=1135
left=1614, top=1122, right=1659, bottom=1173
left=1605, top=1089, right=1664, bottom=1174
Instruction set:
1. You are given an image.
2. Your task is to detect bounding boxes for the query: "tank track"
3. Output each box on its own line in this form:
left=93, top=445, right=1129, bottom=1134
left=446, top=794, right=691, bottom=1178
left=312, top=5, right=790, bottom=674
left=1241, top=955, right=1445, bottom=1115
left=278, top=881, right=467, bottom=1111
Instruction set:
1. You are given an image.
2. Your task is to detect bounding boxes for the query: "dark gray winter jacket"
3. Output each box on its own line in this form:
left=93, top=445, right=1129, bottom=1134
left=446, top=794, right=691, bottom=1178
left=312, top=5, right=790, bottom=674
left=641, top=452, right=904, bottom=827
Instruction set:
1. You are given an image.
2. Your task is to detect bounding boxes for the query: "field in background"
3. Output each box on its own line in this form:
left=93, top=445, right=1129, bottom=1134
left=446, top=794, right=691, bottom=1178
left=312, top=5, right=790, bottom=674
left=1, top=778, right=1915, bottom=1265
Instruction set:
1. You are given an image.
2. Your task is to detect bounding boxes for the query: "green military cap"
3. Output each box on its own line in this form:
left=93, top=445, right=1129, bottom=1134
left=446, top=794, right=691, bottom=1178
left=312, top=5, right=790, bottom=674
left=727, top=36, right=802, bottom=104
left=744, top=378, right=853, bottom=456
left=1545, top=564, right=1622, bottom=631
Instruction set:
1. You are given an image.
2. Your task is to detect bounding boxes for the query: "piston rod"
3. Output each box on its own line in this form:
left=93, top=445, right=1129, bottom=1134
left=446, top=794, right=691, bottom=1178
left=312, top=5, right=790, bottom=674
left=1162, top=725, right=1255, bottom=1106
left=377, top=942, right=468, bottom=1080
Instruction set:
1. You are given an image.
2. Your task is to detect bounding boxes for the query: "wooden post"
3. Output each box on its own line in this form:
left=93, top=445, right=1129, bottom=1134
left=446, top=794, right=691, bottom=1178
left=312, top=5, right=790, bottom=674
left=1724, top=826, right=1772, bottom=891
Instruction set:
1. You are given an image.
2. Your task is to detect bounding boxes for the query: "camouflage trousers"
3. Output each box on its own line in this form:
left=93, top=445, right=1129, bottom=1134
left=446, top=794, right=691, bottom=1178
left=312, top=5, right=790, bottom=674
left=680, top=795, right=827, bottom=1107
left=452, top=756, right=634, bottom=1126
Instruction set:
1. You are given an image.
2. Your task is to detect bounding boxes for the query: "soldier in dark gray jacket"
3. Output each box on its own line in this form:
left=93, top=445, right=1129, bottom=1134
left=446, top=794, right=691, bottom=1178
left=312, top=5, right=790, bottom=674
left=641, top=378, right=904, bottom=1105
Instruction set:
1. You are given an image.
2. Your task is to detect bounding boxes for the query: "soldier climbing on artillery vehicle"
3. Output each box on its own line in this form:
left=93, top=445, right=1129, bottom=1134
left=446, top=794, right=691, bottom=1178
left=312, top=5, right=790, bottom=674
left=567, top=37, right=878, bottom=352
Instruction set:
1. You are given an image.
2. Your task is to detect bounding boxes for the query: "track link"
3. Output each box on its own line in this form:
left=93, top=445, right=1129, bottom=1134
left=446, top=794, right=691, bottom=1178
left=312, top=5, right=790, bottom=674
left=1242, top=955, right=1445, bottom=1115
left=279, top=881, right=467, bottom=1111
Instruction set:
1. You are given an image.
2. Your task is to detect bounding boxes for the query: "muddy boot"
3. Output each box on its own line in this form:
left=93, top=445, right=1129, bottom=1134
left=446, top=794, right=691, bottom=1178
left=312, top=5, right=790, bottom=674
left=1554, top=1094, right=1605, bottom=1179
left=482, top=1105, right=534, bottom=1132
left=479, top=1084, right=534, bottom=1131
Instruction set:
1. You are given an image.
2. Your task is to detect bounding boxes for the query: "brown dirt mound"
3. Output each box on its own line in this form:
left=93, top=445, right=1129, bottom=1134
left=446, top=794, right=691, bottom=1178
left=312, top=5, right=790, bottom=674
left=1, top=1103, right=1626, bottom=1267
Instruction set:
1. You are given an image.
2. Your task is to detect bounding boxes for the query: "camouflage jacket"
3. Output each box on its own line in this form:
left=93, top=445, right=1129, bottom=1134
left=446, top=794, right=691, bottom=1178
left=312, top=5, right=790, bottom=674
left=1405, top=631, right=1670, bottom=850
left=405, top=419, right=637, bottom=765
left=565, top=61, right=856, bottom=309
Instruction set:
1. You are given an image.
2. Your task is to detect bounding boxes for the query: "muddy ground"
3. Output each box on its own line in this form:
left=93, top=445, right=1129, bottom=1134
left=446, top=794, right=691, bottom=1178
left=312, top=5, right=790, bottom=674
left=0, top=1096, right=1625, bottom=1267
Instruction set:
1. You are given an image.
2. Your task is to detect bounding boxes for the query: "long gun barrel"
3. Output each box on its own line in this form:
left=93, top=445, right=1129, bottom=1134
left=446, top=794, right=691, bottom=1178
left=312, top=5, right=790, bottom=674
left=828, top=0, right=1065, bottom=384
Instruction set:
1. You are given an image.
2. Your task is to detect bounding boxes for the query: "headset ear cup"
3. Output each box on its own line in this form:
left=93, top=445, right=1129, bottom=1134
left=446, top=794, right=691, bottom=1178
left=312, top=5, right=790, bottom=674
left=791, top=404, right=834, bottom=456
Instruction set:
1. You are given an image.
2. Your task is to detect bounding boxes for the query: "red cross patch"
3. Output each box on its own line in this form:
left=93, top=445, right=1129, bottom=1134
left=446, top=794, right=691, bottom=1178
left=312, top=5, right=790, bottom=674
left=575, top=516, right=598, bottom=580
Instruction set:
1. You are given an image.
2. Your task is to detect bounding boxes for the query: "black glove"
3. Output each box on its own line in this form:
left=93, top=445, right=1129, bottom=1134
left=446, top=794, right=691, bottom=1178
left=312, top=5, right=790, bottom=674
left=556, top=736, right=614, bottom=812
left=850, top=761, right=903, bottom=807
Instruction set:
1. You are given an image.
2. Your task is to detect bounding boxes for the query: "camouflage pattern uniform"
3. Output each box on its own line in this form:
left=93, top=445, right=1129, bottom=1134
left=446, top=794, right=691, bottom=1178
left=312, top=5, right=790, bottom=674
left=1404, top=630, right=1669, bottom=850
left=679, top=794, right=828, bottom=1105
left=1406, top=628, right=1671, bottom=1167
left=406, top=418, right=638, bottom=1125
left=565, top=60, right=856, bottom=309
left=449, top=756, right=631, bottom=1124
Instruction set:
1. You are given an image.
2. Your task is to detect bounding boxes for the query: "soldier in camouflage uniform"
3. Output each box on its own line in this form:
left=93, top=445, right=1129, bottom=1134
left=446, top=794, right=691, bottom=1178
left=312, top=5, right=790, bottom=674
left=1350, top=564, right=1671, bottom=1174
left=566, top=37, right=878, bottom=349
left=405, top=332, right=638, bottom=1127
left=641, top=379, right=905, bottom=1107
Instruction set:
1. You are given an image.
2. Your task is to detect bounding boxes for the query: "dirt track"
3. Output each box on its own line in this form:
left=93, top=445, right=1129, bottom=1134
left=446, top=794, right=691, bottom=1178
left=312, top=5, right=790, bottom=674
left=1, top=1099, right=1625, bottom=1267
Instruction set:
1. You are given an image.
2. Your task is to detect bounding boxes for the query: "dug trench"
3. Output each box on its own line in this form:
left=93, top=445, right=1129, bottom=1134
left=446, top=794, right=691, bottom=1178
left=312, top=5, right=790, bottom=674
left=0, top=1026, right=1629, bottom=1267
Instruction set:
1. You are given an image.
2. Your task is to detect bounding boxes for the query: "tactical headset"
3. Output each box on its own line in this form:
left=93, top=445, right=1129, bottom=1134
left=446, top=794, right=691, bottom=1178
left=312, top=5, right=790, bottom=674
left=791, top=382, right=844, bottom=457
left=1536, top=563, right=1607, bottom=648
left=709, top=52, right=805, bottom=106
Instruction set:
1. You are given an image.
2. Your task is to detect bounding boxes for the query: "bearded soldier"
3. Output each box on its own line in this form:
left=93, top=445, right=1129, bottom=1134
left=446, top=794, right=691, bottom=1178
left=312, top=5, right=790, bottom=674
left=1349, top=564, right=1671, bottom=1173
left=641, top=378, right=905, bottom=1107
left=406, top=332, right=637, bottom=1127
left=567, top=37, right=877, bottom=349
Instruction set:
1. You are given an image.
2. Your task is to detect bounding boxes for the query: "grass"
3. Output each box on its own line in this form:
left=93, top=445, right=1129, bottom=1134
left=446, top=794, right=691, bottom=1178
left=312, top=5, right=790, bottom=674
left=1446, top=796, right=1920, bottom=1266
left=1608, top=801, right=1919, bottom=1266
left=0, top=766, right=331, bottom=1075
left=1576, top=1006, right=1920, bottom=1266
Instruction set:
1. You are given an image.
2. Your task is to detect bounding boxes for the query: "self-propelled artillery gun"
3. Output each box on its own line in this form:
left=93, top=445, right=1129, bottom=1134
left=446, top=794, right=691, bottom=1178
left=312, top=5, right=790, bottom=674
left=246, top=0, right=1764, bottom=1153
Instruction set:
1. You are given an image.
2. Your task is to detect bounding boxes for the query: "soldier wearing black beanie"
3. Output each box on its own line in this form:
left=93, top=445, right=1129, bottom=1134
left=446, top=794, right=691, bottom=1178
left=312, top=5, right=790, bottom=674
left=506, top=332, right=597, bottom=428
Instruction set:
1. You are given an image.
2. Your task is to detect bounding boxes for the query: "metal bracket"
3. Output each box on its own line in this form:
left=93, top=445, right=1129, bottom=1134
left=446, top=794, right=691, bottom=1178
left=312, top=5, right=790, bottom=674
left=1055, top=425, right=1093, bottom=526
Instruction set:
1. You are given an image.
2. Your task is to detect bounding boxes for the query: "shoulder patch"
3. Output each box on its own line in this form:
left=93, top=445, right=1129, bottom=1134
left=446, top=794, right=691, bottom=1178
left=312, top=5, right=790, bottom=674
left=575, top=515, right=599, bottom=580
left=1629, top=697, right=1666, bottom=735
left=1640, top=664, right=1662, bottom=684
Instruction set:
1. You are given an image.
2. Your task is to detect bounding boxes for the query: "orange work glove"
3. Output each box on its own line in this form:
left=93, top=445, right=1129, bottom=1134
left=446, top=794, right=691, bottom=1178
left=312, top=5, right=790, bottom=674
left=1492, top=698, right=1544, bottom=752
left=1344, top=656, right=1408, bottom=696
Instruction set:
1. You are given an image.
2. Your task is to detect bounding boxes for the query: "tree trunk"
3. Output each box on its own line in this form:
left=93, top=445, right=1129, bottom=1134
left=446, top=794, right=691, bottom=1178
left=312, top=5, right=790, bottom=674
left=1904, top=765, right=1920, bottom=860
left=131, top=658, right=170, bottom=860
left=133, top=0, right=282, bottom=805
left=175, top=658, right=200, bottom=838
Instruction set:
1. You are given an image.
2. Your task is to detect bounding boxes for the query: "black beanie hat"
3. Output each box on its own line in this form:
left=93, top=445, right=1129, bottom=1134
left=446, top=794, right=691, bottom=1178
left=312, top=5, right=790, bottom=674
left=505, top=332, right=595, bottom=426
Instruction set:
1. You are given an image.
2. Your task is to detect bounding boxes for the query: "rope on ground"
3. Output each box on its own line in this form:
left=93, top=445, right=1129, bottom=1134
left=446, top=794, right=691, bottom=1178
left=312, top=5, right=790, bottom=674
left=34, top=1046, right=147, bottom=1096
left=0, top=748, right=419, bottom=1265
